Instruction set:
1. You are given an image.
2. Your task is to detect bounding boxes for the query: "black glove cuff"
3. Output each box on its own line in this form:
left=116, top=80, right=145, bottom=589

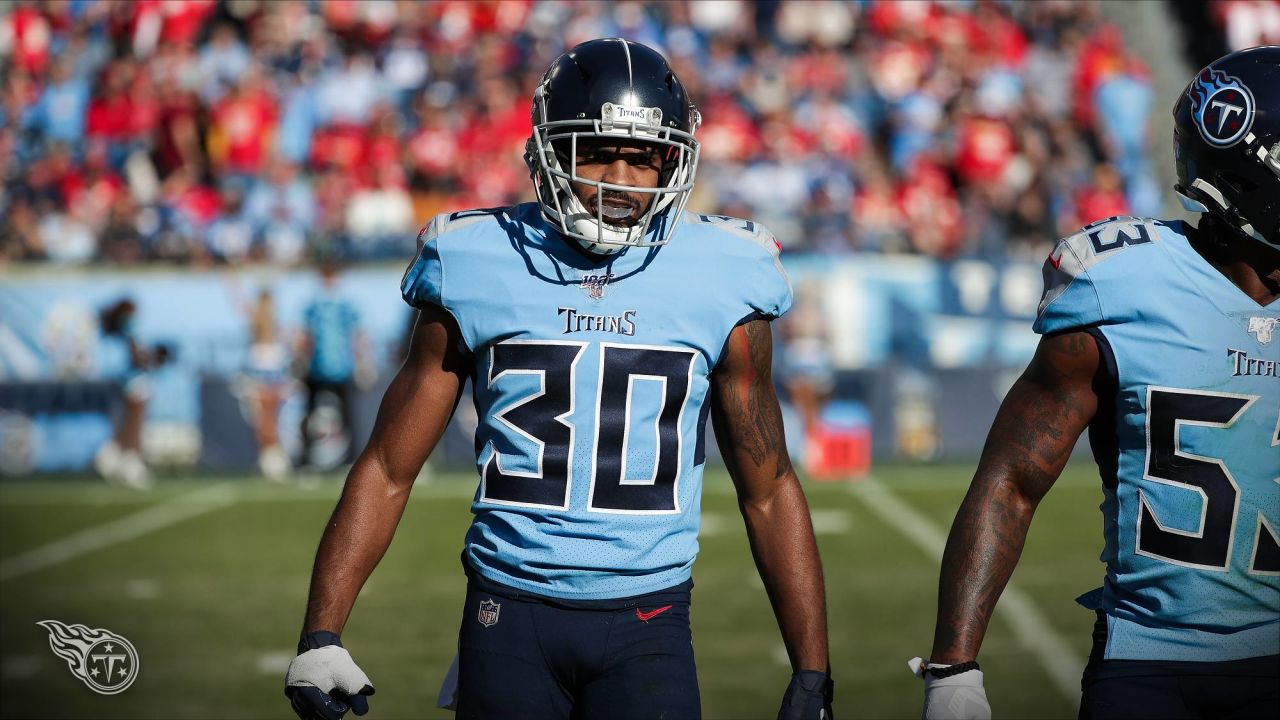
left=791, top=670, right=834, bottom=697
left=297, top=630, right=343, bottom=655
left=926, top=660, right=980, bottom=678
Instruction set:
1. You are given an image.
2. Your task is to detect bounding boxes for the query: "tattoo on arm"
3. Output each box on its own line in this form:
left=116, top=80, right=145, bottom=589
left=713, top=319, right=794, bottom=480
left=711, top=318, right=828, bottom=672
left=930, top=330, right=1101, bottom=663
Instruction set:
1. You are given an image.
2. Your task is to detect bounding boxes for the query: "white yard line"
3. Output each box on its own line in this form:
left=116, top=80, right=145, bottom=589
left=0, top=471, right=748, bottom=506
left=0, top=484, right=238, bottom=582
left=858, top=470, right=1098, bottom=493
left=847, top=478, right=1082, bottom=708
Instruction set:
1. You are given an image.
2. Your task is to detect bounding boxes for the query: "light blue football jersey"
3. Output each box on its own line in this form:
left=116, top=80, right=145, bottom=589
left=1035, top=216, right=1279, bottom=662
left=401, top=203, right=792, bottom=600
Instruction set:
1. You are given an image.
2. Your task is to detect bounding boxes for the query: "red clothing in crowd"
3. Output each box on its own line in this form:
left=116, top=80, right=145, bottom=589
left=60, top=167, right=125, bottom=228
left=154, top=94, right=201, bottom=176
left=309, top=124, right=367, bottom=174
left=211, top=90, right=277, bottom=173
left=86, top=93, right=134, bottom=142
left=869, top=41, right=932, bottom=101
left=408, top=123, right=462, bottom=179
left=897, top=161, right=963, bottom=256
left=954, top=116, right=1016, bottom=186
left=1074, top=185, right=1130, bottom=226
left=129, top=0, right=216, bottom=47
left=168, top=181, right=222, bottom=228
left=852, top=183, right=902, bottom=238
left=698, top=99, right=763, bottom=162
left=457, top=103, right=529, bottom=160
left=4, top=5, right=53, bottom=74
left=1072, top=25, right=1150, bottom=130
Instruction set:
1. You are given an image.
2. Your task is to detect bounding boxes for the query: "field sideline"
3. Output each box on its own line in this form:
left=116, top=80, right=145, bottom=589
left=0, top=462, right=1106, bottom=719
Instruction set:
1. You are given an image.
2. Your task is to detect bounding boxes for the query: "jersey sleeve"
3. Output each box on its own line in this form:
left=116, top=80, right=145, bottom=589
left=750, top=226, right=794, bottom=321
left=1033, top=234, right=1106, bottom=335
left=400, top=213, right=448, bottom=310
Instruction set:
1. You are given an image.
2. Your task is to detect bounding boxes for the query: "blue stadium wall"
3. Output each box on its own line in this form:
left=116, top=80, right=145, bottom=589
left=0, top=254, right=1056, bottom=474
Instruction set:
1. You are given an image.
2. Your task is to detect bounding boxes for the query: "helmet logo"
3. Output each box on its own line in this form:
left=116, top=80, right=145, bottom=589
left=601, top=102, right=662, bottom=131
left=1189, top=67, right=1255, bottom=147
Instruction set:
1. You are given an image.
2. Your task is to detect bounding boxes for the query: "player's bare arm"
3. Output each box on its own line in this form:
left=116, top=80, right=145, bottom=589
left=711, top=319, right=829, bottom=674
left=302, top=304, right=469, bottom=634
left=930, top=329, right=1101, bottom=665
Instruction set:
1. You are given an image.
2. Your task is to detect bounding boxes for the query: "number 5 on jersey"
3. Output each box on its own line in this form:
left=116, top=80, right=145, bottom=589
left=1138, top=387, right=1280, bottom=575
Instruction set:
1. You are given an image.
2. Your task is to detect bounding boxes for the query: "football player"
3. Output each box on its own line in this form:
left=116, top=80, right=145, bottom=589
left=285, top=39, right=834, bottom=720
left=913, top=46, right=1279, bottom=719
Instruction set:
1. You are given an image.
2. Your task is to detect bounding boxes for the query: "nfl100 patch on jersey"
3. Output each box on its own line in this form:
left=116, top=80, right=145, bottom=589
left=402, top=203, right=792, bottom=601
left=1037, top=215, right=1279, bottom=662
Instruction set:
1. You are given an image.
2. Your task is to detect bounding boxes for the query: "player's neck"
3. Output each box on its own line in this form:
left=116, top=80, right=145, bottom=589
left=1192, top=217, right=1280, bottom=306
left=1218, top=258, right=1280, bottom=306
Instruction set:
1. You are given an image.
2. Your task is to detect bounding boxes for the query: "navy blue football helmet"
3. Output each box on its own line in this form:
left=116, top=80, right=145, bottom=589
left=524, top=38, right=701, bottom=255
left=1173, top=45, right=1279, bottom=250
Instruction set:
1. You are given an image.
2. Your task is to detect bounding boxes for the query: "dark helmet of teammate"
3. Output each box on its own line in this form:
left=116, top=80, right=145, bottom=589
left=1173, top=45, right=1280, bottom=251
left=524, top=38, right=701, bottom=255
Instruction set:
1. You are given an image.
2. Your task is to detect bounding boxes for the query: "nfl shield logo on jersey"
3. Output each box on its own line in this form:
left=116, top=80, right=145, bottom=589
left=477, top=599, right=501, bottom=628
left=1248, top=316, right=1277, bottom=344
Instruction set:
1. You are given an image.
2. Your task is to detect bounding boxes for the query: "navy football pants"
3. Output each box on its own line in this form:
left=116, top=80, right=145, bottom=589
left=1079, top=612, right=1280, bottom=719
left=454, top=575, right=700, bottom=720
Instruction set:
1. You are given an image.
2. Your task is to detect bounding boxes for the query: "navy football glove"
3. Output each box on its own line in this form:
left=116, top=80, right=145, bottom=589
left=778, top=670, right=834, bottom=720
left=285, top=631, right=375, bottom=720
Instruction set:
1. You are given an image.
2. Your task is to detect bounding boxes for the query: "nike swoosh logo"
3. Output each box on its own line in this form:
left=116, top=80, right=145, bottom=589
left=1047, top=252, right=1065, bottom=269
left=635, top=605, right=674, bottom=622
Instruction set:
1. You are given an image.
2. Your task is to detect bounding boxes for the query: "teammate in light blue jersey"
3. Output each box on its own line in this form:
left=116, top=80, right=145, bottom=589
left=286, top=39, right=832, bottom=720
left=918, top=47, right=1279, bottom=720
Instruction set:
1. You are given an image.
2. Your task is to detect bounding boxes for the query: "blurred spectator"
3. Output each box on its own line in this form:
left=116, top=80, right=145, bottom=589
left=3, top=3, right=54, bottom=75
left=1073, top=162, right=1131, bottom=229
left=780, top=281, right=836, bottom=436
left=25, top=58, right=91, bottom=147
left=316, top=51, right=385, bottom=127
left=92, top=298, right=171, bottom=489
left=198, top=22, right=252, bottom=102
left=204, top=183, right=254, bottom=262
left=1217, top=0, right=1280, bottom=51
left=295, top=261, right=368, bottom=469
left=242, top=287, right=291, bottom=481
left=345, top=165, right=414, bottom=255
left=207, top=66, right=277, bottom=177
left=382, top=29, right=430, bottom=115
left=244, top=159, right=316, bottom=237
left=152, top=78, right=203, bottom=178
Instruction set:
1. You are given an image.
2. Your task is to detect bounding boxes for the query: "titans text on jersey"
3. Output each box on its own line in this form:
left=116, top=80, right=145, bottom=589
left=401, top=203, right=792, bottom=600
left=1036, top=215, right=1280, bottom=662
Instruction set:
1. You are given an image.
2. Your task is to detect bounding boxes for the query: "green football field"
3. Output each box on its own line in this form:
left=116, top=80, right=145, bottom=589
left=0, top=462, right=1106, bottom=719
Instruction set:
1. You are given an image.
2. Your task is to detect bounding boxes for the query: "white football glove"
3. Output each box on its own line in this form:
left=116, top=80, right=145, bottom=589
left=908, top=657, right=991, bottom=720
left=286, top=634, right=375, bottom=720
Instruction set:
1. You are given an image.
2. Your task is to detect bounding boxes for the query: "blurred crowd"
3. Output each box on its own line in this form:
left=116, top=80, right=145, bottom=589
left=0, top=0, right=1183, bottom=265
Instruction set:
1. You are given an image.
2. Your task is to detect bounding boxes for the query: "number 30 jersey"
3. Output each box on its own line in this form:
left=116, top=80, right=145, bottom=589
left=1035, top=216, right=1280, bottom=662
left=401, top=203, right=792, bottom=600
